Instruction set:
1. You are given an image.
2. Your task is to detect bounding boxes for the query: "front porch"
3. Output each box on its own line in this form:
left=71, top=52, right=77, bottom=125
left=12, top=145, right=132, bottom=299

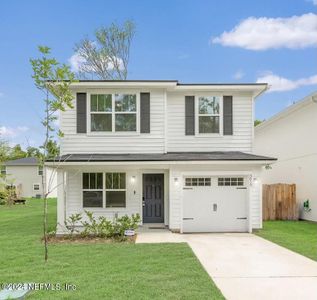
left=55, top=164, right=171, bottom=234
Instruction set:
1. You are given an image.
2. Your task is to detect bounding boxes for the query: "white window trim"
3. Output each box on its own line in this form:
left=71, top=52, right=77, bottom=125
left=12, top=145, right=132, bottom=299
left=82, top=172, right=127, bottom=210
left=33, top=183, right=41, bottom=191
left=38, top=166, right=43, bottom=176
left=87, top=91, right=140, bottom=136
left=195, top=94, right=223, bottom=137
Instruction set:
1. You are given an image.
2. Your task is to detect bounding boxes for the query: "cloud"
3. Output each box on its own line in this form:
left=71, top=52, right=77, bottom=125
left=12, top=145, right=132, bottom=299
left=0, top=126, right=29, bottom=138
left=256, top=71, right=317, bottom=92
left=233, top=70, right=244, bottom=80
left=212, top=13, right=317, bottom=50
left=69, top=52, right=124, bottom=73
left=69, top=53, right=86, bottom=72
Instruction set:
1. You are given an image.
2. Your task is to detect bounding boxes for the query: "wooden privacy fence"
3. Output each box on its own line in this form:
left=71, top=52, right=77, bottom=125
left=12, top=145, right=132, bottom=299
left=263, top=184, right=298, bottom=220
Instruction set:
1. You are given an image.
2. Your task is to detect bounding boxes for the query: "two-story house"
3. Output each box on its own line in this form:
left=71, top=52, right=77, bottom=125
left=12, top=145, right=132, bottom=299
left=47, top=80, right=276, bottom=234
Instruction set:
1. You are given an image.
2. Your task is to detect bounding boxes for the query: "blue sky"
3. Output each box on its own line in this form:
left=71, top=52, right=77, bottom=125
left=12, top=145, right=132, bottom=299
left=0, top=0, right=316, bottom=147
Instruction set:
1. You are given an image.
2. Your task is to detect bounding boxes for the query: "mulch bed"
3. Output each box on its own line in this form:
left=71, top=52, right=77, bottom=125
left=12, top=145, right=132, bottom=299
left=44, top=235, right=137, bottom=244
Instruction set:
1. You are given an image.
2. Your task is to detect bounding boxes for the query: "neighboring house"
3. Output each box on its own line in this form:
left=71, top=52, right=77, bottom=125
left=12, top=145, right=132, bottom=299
left=1, top=157, right=57, bottom=198
left=47, top=80, right=276, bottom=234
left=255, top=92, right=317, bottom=222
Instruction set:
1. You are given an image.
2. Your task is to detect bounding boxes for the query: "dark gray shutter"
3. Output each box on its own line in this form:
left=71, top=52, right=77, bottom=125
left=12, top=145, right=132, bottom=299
left=76, top=93, right=87, bottom=133
left=185, top=96, right=195, bottom=135
left=140, top=93, right=150, bottom=133
left=223, top=96, right=233, bottom=135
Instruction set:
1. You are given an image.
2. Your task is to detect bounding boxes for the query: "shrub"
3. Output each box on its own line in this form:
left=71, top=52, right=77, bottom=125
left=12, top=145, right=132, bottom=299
left=64, top=213, right=82, bottom=236
left=81, top=211, right=141, bottom=238
left=114, top=214, right=141, bottom=236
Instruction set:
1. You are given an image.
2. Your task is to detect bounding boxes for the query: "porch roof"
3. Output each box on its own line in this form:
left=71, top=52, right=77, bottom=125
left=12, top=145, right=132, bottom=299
left=47, top=152, right=276, bottom=163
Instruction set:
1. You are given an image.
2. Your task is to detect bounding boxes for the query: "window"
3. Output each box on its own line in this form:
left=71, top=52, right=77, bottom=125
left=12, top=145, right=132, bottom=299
left=38, top=166, right=43, bottom=176
left=82, top=173, right=103, bottom=207
left=90, top=94, right=112, bottom=132
left=105, top=173, right=126, bottom=208
left=82, top=172, right=126, bottom=208
left=198, top=96, right=220, bottom=134
left=0, top=165, right=6, bottom=176
left=90, top=94, right=137, bottom=132
left=185, top=177, right=211, bottom=187
left=218, top=177, right=244, bottom=186
left=33, top=184, right=40, bottom=191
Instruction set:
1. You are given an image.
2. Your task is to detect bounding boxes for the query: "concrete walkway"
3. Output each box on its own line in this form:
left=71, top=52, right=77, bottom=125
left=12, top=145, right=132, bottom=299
left=136, top=231, right=317, bottom=300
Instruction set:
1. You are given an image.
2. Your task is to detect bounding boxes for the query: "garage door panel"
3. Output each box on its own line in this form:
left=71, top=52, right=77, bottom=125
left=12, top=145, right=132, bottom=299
left=182, top=176, right=248, bottom=233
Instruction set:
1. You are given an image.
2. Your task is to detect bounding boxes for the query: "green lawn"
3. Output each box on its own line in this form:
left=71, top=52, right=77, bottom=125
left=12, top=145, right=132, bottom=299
left=255, top=220, right=317, bottom=261
left=0, top=199, right=223, bottom=299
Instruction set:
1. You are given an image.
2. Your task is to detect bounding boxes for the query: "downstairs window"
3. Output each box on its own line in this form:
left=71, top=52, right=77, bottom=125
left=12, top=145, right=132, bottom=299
left=82, top=172, right=126, bottom=208
left=82, top=173, right=103, bottom=207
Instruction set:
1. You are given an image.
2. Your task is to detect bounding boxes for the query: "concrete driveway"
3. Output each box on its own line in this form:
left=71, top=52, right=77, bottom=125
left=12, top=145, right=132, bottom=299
left=183, top=233, right=317, bottom=300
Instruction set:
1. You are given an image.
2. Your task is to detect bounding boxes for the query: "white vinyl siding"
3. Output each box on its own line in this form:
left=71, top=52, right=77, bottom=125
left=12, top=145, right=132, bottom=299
left=65, top=169, right=140, bottom=221
left=167, top=92, right=253, bottom=152
left=250, top=179, right=262, bottom=229
left=60, top=89, right=165, bottom=154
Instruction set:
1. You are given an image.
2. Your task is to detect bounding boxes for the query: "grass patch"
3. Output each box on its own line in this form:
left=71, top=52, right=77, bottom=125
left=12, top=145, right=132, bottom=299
left=0, top=198, right=224, bottom=299
left=255, top=220, right=317, bottom=261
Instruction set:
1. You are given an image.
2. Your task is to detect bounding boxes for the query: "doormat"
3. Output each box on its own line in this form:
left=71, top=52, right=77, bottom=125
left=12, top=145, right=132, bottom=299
left=148, top=226, right=166, bottom=229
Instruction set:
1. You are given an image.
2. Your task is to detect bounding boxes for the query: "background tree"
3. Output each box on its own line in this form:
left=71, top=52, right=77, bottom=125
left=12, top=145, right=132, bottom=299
left=74, top=20, right=135, bottom=80
left=26, top=146, right=42, bottom=159
left=9, top=144, right=27, bottom=160
left=0, top=139, right=10, bottom=162
left=254, top=119, right=264, bottom=127
left=30, top=46, right=76, bottom=261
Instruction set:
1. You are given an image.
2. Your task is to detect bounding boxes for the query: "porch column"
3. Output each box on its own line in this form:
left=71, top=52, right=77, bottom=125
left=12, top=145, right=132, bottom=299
left=56, top=169, right=66, bottom=235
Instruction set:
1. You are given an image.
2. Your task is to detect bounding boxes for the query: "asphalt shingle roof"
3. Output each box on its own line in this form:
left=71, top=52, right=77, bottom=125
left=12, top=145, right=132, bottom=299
left=4, top=157, right=39, bottom=166
left=48, top=152, right=276, bottom=162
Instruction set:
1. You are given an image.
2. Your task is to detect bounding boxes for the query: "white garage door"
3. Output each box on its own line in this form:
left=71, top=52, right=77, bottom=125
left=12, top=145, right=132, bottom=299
left=182, top=176, right=248, bottom=232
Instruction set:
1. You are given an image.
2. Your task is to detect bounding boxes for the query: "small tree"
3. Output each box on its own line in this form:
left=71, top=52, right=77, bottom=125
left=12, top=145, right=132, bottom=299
left=30, top=46, right=76, bottom=261
left=74, top=20, right=135, bottom=80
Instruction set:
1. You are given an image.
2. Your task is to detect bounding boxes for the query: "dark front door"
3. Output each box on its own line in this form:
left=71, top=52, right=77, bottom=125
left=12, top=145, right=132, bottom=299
left=143, top=174, right=164, bottom=223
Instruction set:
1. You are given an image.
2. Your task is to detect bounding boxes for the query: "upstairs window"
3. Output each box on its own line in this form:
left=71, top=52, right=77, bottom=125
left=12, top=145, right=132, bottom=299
left=90, top=94, right=137, bottom=132
left=91, top=94, right=112, bottom=132
left=38, top=166, right=43, bottom=176
left=198, top=96, right=220, bottom=134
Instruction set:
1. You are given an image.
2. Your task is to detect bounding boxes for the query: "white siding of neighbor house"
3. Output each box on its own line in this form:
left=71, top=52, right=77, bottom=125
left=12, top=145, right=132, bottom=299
left=166, top=92, right=254, bottom=153
left=4, top=165, right=42, bottom=198
left=255, top=99, right=317, bottom=222
left=1, top=166, right=57, bottom=198
left=60, top=89, right=166, bottom=155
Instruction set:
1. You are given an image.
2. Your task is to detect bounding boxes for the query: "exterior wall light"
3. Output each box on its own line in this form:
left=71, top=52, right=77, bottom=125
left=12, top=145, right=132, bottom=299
left=174, top=177, right=179, bottom=185
left=131, top=175, right=136, bottom=183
